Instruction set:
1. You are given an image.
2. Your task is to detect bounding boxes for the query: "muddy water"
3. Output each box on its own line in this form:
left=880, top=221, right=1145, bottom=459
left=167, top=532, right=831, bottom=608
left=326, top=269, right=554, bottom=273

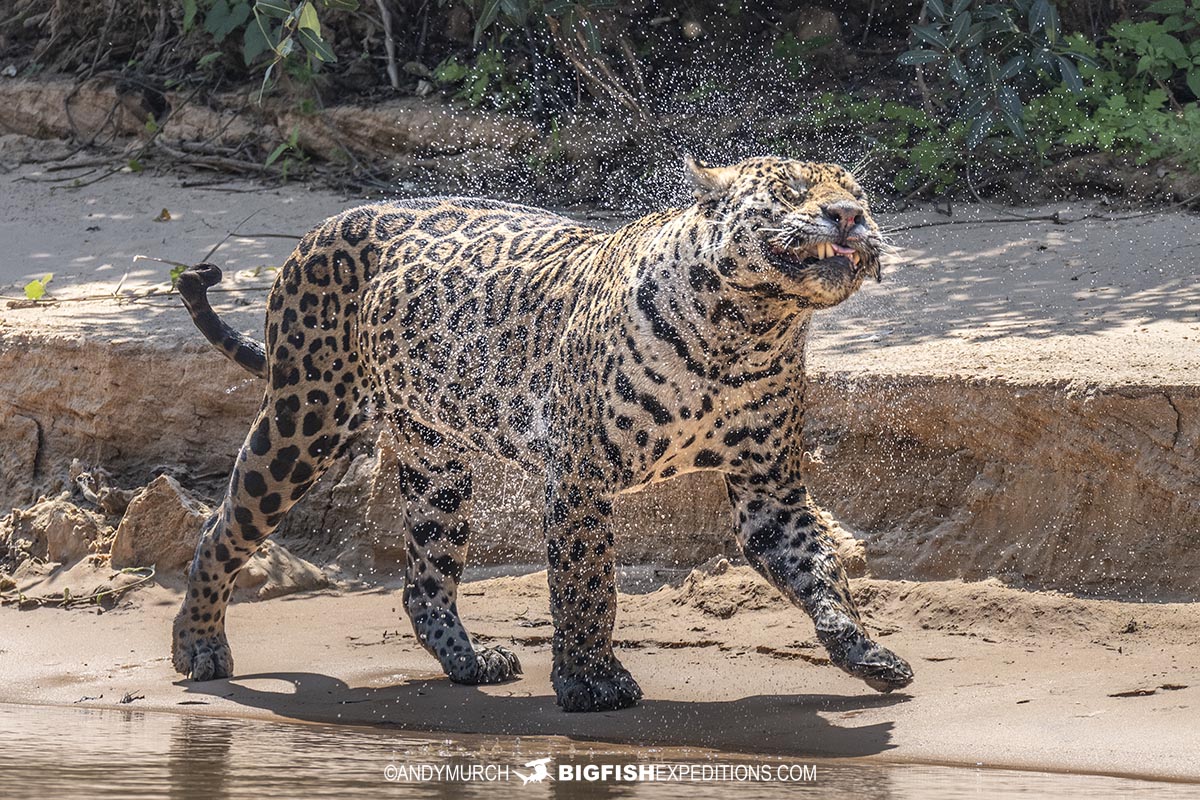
left=0, top=703, right=1192, bottom=799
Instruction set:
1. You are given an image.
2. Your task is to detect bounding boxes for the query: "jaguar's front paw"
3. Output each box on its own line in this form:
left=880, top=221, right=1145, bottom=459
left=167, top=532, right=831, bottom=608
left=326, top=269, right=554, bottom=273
left=846, top=642, right=914, bottom=693
left=817, top=615, right=914, bottom=693
left=553, top=661, right=643, bottom=712
left=172, top=609, right=233, bottom=681
left=448, top=645, right=523, bottom=685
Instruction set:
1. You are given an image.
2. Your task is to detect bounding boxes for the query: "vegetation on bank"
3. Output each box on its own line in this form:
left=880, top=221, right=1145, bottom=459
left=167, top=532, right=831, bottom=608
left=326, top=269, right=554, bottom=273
left=2, top=1, right=1200, bottom=201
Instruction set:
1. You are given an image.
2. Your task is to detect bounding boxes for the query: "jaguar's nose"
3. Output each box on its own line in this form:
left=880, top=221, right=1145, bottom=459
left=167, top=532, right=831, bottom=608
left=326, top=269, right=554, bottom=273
left=822, top=200, right=864, bottom=234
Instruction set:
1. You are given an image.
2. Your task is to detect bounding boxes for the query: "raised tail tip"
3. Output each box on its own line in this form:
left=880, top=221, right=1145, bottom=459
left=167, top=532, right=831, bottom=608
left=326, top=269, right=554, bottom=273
left=177, top=263, right=223, bottom=300
left=176, top=261, right=269, bottom=380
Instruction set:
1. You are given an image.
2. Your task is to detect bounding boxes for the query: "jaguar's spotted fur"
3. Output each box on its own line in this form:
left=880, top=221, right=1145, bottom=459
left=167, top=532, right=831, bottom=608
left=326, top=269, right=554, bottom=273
left=172, top=156, right=914, bottom=711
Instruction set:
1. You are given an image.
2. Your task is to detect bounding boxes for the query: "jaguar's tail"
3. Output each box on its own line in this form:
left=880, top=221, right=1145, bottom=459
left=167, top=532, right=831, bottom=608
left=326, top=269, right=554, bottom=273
left=177, top=263, right=268, bottom=379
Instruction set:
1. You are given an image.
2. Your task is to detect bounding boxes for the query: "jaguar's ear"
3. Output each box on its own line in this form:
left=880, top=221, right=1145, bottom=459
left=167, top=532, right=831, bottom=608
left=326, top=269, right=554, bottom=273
left=684, top=155, right=736, bottom=198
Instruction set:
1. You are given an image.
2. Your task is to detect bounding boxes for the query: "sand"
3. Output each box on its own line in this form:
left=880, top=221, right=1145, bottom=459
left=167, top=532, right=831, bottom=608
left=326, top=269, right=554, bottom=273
left=1, top=565, right=1197, bottom=782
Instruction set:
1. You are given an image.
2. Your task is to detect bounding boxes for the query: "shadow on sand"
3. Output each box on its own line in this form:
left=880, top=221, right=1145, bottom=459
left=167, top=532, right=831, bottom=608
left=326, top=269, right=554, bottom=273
left=180, top=670, right=907, bottom=760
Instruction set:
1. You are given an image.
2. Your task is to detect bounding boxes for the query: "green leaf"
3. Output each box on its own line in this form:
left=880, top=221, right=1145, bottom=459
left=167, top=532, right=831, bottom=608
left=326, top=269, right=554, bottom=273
left=322, top=0, right=359, bottom=9
left=960, top=25, right=985, bottom=50
left=204, top=0, right=230, bottom=39
left=1187, top=70, right=1200, bottom=100
left=948, top=56, right=969, bottom=85
left=258, top=61, right=276, bottom=99
left=898, top=49, right=943, bottom=65
left=950, top=11, right=972, bottom=46
left=1028, top=0, right=1050, bottom=32
left=256, top=0, right=292, bottom=19
left=197, top=51, right=223, bottom=68
left=127, top=158, right=143, bottom=173
left=997, top=86, right=1025, bottom=138
left=243, top=17, right=272, bottom=64
left=433, top=57, right=468, bottom=83
left=265, top=139, right=290, bottom=166
left=911, top=24, right=949, bottom=50
left=925, top=0, right=946, bottom=18
left=183, top=0, right=198, bottom=32
left=23, top=273, right=52, bottom=300
left=499, top=0, right=528, bottom=25
left=297, top=1, right=321, bottom=34
left=998, top=54, right=1026, bottom=79
left=1056, top=55, right=1083, bottom=92
left=1146, top=0, right=1186, bottom=13
left=950, top=0, right=971, bottom=13
left=297, top=26, right=335, bottom=61
left=966, top=110, right=995, bottom=148
left=961, top=92, right=987, bottom=120
left=474, top=0, right=500, bottom=46
left=1153, top=33, right=1189, bottom=64
left=206, top=0, right=251, bottom=43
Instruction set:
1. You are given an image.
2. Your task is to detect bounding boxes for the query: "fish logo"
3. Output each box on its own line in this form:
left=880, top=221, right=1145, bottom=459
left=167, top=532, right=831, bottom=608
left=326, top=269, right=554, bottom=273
left=514, top=757, right=553, bottom=784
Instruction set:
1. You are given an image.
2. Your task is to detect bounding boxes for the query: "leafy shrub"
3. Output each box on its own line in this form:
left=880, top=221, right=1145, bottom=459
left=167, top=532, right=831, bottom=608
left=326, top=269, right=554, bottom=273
left=185, top=0, right=357, bottom=91
left=433, top=47, right=530, bottom=110
left=899, top=0, right=1096, bottom=146
left=1105, top=0, right=1200, bottom=105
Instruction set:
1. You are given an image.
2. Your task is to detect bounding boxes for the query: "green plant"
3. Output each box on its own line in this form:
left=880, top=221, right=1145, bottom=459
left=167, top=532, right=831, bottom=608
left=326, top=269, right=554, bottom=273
left=785, top=95, right=969, bottom=196
left=183, top=0, right=358, bottom=94
left=899, top=0, right=1096, bottom=146
left=265, top=125, right=309, bottom=179
left=1106, top=0, right=1200, bottom=106
left=23, top=273, right=53, bottom=301
left=433, top=48, right=529, bottom=109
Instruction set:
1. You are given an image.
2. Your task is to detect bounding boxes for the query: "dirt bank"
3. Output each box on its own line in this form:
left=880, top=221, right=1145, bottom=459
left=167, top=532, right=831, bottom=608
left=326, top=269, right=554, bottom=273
left=1, top=564, right=1197, bottom=781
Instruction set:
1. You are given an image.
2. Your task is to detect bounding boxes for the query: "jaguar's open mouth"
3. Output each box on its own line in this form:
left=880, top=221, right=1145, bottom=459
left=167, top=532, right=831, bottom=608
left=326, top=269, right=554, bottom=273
left=766, top=240, right=860, bottom=270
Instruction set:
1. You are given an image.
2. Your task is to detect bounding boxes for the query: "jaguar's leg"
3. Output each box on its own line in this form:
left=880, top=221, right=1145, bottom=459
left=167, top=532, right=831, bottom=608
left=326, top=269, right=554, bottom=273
left=396, top=423, right=521, bottom=685
left=725, top=476, right=914, bottom=692
left=544, top=477, right=641, bottom=712
left=172, top=402, right=344, bottom=681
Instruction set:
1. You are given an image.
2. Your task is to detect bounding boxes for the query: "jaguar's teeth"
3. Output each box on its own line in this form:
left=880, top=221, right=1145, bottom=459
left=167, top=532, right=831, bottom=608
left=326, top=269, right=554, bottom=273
left=848, top=252, right=860, bottom=265
left=817, top=242, right=831, bottom=259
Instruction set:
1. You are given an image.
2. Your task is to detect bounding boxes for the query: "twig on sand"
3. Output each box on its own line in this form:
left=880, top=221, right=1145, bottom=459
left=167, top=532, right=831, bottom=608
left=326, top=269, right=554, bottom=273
left=203, top=209, right=266, bottom=262
left=3, top=283, right=273, bottom=308
left=0, top=566, right=156, bottom=609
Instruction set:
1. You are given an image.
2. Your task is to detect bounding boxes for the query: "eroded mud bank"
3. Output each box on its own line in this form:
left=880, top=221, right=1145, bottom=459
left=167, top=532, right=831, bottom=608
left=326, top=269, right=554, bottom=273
left=2, top=328, right=1193, bottom=599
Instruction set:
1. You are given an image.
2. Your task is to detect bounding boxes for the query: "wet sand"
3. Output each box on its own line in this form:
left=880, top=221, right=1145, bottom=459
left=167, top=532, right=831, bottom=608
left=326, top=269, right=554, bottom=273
left=2, top=565, right=1197, bottom=782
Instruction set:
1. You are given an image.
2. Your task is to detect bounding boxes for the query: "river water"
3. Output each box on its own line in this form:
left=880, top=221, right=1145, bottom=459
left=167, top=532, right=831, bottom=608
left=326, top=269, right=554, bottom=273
left=0, top=703, right=1193, bottom=799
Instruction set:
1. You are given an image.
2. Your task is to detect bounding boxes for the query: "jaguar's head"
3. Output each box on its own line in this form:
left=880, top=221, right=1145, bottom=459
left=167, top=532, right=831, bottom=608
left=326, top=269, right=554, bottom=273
left=685, top=155, right=886, bottom=309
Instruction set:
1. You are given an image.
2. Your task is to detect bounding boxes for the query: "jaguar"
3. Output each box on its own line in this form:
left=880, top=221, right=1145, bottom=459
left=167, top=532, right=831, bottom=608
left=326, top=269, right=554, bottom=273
left=172, top=155, right=914, bottom=712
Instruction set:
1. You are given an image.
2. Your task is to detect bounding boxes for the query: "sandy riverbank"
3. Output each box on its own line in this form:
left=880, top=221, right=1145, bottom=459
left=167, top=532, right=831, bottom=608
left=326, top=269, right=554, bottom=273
left=2, top=563, right=1197, bottom=782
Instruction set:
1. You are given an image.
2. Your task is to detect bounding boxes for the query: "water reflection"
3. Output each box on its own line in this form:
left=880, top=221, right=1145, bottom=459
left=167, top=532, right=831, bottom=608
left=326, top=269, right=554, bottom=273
left=0, top=703, right=1193, bottom=799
